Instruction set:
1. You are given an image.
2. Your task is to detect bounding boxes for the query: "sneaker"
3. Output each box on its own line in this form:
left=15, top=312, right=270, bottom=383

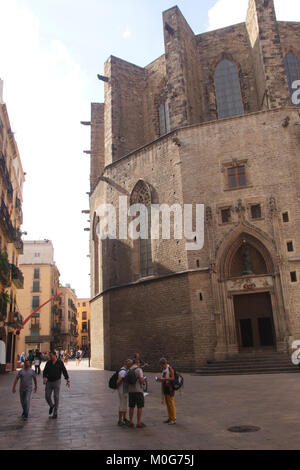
left=49, top=406, right=54, bottom=416
left=51, top=413, right=57, bottom=419
left=118, top=421, right=125, bottom=426
left=22, top=416, right=28, bottom=421
left=163, top=419, right=171, bottom=423
left=123, top=419, right=130, bottom=426
left=168, top=420, right=176, bottom=425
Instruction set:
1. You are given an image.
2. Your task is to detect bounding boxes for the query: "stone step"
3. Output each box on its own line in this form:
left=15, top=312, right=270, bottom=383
left=203, top=359, right=293, bottom=366
left=195, top=352, right=298, bottom=376
left=196, top=369, right=299, bottom=376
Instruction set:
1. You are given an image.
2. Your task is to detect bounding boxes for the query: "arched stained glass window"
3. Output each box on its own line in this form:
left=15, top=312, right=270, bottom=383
left=284, top=52, right=300, bottom=106
left=130, top=181, right=153, bottom=278
left=214, top=59, right=244, bottom=119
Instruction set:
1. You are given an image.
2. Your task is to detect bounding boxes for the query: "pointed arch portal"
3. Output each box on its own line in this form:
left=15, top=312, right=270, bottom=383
left=213, top=226, right=289, bottom=356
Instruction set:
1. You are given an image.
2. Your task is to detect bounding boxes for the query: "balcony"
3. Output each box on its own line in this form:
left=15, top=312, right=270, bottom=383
left=52, top=325, right=62, bottom=335
left=0, top=198, right=15, bottom=242
left=12, top=227, right=23, bottom=254
left=0, top=152, right=13, bottom=200
left=25, top=335, right=51, bottom=344
left=10, top=263, right=24, bottom=289
left=0, top=292, right=8, bottom=322
left=6, top=311, right=23, bottom=330
left=30, top=324, right=40, bottom=337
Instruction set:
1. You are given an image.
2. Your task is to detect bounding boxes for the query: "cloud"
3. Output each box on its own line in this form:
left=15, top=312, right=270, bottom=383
left=207, top=0, right=300, bottom=31
left=0, top=0, right=90, bottom=297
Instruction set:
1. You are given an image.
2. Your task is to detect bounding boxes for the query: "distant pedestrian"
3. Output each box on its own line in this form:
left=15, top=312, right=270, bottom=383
left=128, top=358, right=146, bottom=428
left=34, top=349, right=42, bottom=375
left=20, top=352, right=25, bottom=364
left=157, top=357, right=176, bottom=425
left=12, top=359, right=37, bottom=420
left=117, top=359, right=133, bottom=426
left=43, top=350, right=70, bottom=419
left=63, top=350, right=70, bottom=364
left=75, top=349, right=82, bottom=366
left=134, top=352, right=146, bottom=368
left=28, top=350, right=34, bottom=367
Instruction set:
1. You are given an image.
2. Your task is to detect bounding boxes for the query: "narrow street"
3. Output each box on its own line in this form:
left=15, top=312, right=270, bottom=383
left=1, top=360, right=300, bottom=450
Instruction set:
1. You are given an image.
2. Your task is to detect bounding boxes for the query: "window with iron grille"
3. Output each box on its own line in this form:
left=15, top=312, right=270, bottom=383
left=251, top=204, right=262, bottom=219
left=291, top=271, right=297, bottom=283
left=221, top=208, right=231, bottom=224
left=282, top=212, right=289, bottom=223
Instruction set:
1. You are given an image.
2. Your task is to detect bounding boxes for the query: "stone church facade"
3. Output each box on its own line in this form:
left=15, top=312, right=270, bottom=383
left=88, top=0, right=300, bottom=371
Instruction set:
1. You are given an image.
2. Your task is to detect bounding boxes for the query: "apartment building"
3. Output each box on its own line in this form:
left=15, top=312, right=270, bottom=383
left=16, top=240, right=60, bottom=356
left=0, top=79, right=25, bottom=372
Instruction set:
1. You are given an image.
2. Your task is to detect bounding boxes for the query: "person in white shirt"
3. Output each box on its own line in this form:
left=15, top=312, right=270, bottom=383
left=116, top=359, right=133, bottom=426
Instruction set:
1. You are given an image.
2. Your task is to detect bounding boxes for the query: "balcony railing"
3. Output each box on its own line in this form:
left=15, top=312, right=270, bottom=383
left=0, top=294, right=8, bottom=322
left=52, top=325, right=62, bottom=335
left=0, top=152, right=13, bottom=200
left=30, top=324, right=40, bottom=336
left=0, top=198, right=15, bottom=242
left=10, top=263, right=24, bottom=289
left=6, top=311, right=23, bottom=329
left=12, top=227, right=23, bottom=253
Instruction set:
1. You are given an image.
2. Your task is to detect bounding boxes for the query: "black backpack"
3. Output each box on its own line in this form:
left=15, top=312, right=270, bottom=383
left=125, top=367, right=138, bottom=385
left=108, top=370, right=119, bottom=389
left=171, top=368, right=184, bottom=391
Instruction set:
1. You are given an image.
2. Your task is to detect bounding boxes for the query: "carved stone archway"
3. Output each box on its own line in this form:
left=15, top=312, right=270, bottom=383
left=213, top=224, right=289, bottom=359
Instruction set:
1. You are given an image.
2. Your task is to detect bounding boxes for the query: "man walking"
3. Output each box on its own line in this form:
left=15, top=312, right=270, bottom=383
left=128, top=358, right=146, bottom=428
left=117, top=359, right=132, bottom=426
left=43, top=350, right=70, bottom=419
left=12, top=359, right=37, bottom=420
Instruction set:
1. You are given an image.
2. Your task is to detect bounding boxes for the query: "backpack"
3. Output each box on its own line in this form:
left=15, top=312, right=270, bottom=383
left=108, top=370, right=119, bottom=389
left=171, top=368, right=184, bottom=391
left=108, top=367, right=126, bottom=390
left=125, top=367, right=138, bottom=385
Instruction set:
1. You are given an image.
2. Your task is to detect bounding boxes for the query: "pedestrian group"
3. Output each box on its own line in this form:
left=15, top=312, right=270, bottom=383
left=12, top=349, right=182, bottom=427
left=114, top=354, right=180, bottom=428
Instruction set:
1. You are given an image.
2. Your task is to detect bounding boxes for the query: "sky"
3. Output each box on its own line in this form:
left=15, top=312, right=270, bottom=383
left=0, top=0, right=299, bottom=298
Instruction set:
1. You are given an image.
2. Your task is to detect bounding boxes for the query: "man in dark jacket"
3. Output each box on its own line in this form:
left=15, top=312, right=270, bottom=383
left=43, top=350, right=70, bottom=419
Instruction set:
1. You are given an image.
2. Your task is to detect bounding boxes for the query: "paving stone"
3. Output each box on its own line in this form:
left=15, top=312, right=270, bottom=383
left=0, top=359, right=300, bottom=449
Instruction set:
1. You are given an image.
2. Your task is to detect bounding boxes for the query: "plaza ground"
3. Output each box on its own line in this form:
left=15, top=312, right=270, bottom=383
left=0, top=358, right=300, bottom=450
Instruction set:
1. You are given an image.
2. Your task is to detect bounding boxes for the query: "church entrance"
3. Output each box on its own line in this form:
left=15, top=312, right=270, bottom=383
left=234, top=292, right=275, bottom=350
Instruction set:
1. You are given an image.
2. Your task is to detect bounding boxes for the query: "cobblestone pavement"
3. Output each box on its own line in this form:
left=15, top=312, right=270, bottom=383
left=1, top=359, right=300, bottom=450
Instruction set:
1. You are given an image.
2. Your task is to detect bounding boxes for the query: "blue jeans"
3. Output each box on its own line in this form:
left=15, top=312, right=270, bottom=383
left=20, top=389, right=32, bottom=418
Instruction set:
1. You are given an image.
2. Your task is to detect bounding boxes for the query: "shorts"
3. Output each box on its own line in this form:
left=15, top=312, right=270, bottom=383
left=129, top=392, right=144, bottom=409
left=118, top=389, right=128, bottom=412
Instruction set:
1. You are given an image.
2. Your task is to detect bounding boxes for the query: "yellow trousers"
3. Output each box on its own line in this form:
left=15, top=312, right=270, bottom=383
left=165, top=395, right=176, bottom=421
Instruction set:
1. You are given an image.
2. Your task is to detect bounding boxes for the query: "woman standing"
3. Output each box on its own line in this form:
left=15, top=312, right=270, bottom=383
left=157, top=357, right=176, bottom=425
